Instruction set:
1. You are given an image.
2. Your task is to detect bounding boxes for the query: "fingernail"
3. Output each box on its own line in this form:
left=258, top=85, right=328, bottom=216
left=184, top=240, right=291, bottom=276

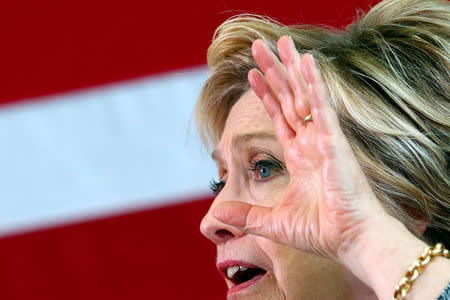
left=310, top=54, right=317, bottom=67
left=262, top=39, right=271, bottom=51
left=288, top=36, right=295, bottom=48
left=248, top=70, right=256, bottom=86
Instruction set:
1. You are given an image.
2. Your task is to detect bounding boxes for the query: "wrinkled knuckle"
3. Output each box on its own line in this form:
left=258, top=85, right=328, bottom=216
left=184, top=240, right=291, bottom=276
left=293, top=85, right=305, bottom=97
left=319, top=136, right=339, bottom=157
left=294, top=95, right=305, bottom=106
left=278, top=87, right=292, bottom=101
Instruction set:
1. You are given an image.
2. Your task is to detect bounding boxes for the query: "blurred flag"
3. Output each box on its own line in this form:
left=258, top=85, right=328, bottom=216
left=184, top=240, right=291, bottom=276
left=0, top=0, right=376, bottom=299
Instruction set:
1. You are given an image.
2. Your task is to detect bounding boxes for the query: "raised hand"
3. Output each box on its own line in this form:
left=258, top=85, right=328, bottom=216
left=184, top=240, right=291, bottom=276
left=212, top=36, right=390, bottom=260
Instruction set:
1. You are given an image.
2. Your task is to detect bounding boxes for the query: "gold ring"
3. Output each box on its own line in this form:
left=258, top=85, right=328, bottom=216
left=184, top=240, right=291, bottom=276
left=304, top=114, right=313, bottom=122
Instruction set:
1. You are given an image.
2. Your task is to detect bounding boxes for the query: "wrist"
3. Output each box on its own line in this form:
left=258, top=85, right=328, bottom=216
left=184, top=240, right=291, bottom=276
left=338, top=215, right=428, bottom=299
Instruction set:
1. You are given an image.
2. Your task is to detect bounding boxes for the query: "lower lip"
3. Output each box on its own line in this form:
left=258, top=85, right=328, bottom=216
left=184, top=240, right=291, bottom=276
left=226, top=273, right=267, bottom=297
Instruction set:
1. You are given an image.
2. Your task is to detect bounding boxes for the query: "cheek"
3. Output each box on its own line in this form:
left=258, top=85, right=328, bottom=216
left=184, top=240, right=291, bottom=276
left=254, top=237, right=299, bottom=290
left=249, top=176, right=289, bottom=205
left=257, top=238, right=298, bottom=276
left=255, top=236, right=352, bottom=299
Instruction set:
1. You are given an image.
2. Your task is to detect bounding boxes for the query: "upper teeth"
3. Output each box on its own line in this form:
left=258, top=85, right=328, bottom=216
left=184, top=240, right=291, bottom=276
left=226, top=265, right=248, bottom=279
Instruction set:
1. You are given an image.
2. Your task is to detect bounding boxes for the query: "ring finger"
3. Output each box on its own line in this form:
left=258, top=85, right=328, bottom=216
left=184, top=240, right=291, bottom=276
left=277, top=36, right=311, bottom=121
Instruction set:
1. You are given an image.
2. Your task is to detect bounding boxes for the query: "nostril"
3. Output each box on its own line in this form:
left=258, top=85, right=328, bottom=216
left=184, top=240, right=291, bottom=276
left=215, top=229, right=235, bottom=239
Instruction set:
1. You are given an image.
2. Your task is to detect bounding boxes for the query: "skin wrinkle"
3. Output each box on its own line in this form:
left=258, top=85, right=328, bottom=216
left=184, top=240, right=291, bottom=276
left=201, top=90, right=376, bottom=299
left=198, top=2, right=450, bottom=299
left=211, top=131, right=277, bottom=165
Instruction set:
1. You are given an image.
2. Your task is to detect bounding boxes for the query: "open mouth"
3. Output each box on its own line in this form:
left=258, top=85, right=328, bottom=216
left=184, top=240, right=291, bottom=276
left=218, top=261, right=268, bottom=295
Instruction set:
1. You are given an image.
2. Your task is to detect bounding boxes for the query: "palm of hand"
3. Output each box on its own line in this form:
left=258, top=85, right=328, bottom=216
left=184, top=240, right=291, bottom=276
left=278, top=121, right=370, bottom=258
left=214, top=36, right=385, bottom=259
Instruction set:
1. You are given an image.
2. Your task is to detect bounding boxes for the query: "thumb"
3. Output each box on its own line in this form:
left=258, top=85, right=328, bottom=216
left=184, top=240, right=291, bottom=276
left=213, top=201, right=276, bottom=239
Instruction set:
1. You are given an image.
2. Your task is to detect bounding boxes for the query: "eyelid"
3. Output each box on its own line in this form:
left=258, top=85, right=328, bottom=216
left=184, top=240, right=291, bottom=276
left=248, top=149, right=286, bottom=169
left=249, top=148, right=286, bottom=168
left=248, top=159, right=282, bottom=172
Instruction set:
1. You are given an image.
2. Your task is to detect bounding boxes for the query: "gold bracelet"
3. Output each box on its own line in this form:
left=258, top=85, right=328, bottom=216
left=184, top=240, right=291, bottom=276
left=393, top=243, right=450, bottom=300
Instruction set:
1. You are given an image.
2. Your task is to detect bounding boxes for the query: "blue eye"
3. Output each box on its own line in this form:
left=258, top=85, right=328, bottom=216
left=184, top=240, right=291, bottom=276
left=258, top=165, right=272, bottom=179
left=249, top=159, right=283, bottom=181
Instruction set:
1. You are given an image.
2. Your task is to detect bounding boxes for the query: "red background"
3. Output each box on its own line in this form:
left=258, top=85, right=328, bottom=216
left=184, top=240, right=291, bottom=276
left=0, top=0, right=378, bottom=299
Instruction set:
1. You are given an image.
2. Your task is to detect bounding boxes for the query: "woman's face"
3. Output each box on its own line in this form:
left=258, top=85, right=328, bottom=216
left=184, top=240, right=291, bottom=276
left=200, top=89, right=376, bottom=300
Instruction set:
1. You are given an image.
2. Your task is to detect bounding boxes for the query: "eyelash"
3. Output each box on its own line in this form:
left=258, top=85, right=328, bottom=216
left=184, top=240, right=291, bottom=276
left=209, top=178, right=225, bottom=195
left=209, top=154, right=285, bottom=195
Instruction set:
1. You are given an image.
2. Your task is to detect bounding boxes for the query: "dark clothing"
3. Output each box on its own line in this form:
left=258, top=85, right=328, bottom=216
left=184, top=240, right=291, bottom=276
left=438, top=282, right=450, bottom=300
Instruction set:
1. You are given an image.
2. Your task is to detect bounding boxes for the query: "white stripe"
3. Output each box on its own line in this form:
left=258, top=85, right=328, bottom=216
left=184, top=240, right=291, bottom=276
left=0, top=67, right=216, bottom=235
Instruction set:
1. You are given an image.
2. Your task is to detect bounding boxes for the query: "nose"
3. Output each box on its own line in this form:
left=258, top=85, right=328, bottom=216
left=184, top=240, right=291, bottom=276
left=200, top=201, right=244, bottom=245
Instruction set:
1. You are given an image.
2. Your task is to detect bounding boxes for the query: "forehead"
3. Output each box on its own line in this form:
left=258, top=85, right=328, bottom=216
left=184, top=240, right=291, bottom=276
left=221, top=89, right=274, bottom=138
left=212, top=89, right=277, bottom=164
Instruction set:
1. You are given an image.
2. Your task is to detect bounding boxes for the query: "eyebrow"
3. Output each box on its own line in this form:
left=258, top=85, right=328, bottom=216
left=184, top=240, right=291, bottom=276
left=211, top=131, right=277, bottom=163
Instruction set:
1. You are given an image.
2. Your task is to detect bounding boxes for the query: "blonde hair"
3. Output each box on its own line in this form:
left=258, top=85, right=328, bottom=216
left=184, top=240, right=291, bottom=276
left=195, top=0, right=450, bottom=245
